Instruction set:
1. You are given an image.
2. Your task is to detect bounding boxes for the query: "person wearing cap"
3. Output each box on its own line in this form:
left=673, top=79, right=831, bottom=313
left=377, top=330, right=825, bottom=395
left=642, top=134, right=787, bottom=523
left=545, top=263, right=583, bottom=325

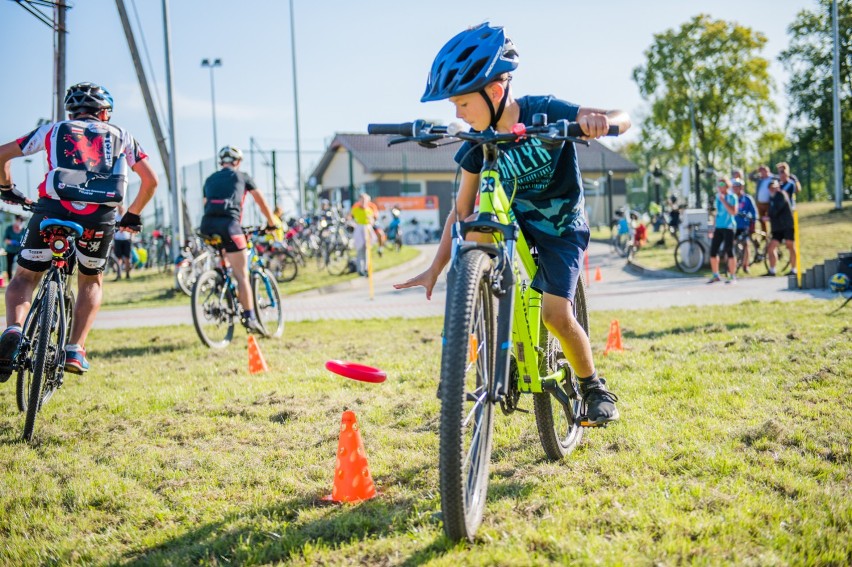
left=394, top=23, right=631, bottom=426
left=732, top=179, right=757, bottom=273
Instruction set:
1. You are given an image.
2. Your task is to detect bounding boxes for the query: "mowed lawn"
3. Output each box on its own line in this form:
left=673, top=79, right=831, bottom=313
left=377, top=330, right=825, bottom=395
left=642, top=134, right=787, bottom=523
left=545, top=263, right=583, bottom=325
left=0, top=298, right=850, bottom=565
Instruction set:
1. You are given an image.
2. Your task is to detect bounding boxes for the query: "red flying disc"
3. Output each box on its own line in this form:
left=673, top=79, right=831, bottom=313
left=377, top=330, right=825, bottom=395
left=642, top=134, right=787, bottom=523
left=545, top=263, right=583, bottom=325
left=325, top=360, right=387, bottom=383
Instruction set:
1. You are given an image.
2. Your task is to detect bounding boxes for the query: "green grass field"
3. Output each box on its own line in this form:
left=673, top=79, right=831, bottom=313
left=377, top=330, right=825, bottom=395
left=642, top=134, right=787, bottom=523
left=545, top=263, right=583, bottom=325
left=0, top=245, right=420, bottom=314
left=594, top=201, right=852, bottom=277
left=1, top=298, right=849, bottom=565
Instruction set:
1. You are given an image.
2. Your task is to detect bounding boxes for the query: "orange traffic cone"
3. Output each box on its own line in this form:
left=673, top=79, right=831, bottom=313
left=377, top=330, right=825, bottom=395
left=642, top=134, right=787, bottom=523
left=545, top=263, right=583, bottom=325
left=604, top=319, right=624, bottom=355
left=247, top=335, right=269, bottom=374
left=323, top=410, right=377, bottom=503
left=594, top=266, right=603, bottom=282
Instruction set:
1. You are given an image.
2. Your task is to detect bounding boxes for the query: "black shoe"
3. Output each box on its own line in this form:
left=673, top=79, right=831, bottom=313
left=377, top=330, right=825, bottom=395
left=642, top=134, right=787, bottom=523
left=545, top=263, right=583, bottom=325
left=761, top=271, right=776, bottom=277
left=0, top=327, right=23, bottom=383
left=580, top=377, right=620, bottom=427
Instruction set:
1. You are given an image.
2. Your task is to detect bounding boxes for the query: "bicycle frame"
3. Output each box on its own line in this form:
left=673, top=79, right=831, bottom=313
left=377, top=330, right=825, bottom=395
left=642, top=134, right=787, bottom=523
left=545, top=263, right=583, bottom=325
left=451, top=144, right=566, bottom=402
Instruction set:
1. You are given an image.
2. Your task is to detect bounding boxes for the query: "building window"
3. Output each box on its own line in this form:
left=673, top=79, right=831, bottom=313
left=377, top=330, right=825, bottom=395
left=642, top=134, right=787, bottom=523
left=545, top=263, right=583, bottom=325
left=401, top=181, right=424, bottom=195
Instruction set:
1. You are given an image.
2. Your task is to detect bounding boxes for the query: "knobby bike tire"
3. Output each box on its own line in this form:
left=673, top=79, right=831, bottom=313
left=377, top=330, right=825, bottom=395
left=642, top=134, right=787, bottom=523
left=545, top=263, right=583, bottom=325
left=191, top=270, right=235, bottom=348
left=268, top=251, right=298, bottom=282
left=439, top=249, right=497, bottom=542
left=16, top=301, right=42, bottom=413
left=533, top=276, right=587, bottom=460
left=674, top=239, right=705, bottom=273
left=326, top=246, right=353, bottom=276
left=252, top=269, right=284, bottom=338
left=23, top=280, right=59, bottom=442
left=763, top=243, right=791, bottom=273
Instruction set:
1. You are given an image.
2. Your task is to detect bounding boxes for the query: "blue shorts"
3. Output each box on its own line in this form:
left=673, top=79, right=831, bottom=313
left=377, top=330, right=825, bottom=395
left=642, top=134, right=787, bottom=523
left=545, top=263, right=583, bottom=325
left=523, top=222, right=590, bottom=303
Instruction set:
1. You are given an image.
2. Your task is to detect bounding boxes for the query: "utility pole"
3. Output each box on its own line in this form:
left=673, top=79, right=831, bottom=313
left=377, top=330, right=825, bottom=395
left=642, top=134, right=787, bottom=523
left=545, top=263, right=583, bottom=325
left=289, top=0, right=304, bottom=215
left=115, top=0, right=171, bottom=187
left=831, top=0, right=844, bottom=210
left=54, top=1, right=67, bottom=121
left=162, top=0, right=184, bottom=258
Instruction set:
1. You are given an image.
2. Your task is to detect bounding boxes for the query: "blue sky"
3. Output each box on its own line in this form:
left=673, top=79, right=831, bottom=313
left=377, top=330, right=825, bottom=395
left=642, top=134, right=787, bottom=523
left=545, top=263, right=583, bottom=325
left=0, top=0, right=815, bottom=216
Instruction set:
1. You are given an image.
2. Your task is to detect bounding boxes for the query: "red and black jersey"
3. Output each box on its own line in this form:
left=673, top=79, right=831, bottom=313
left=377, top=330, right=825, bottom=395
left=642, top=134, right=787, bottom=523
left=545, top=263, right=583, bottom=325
left=16, top=117, right=148, bottom=214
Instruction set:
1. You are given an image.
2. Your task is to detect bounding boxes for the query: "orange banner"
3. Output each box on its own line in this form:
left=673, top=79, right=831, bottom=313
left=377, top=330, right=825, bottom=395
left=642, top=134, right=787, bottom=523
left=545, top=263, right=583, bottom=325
left=374, top=195, right=438, bottom=211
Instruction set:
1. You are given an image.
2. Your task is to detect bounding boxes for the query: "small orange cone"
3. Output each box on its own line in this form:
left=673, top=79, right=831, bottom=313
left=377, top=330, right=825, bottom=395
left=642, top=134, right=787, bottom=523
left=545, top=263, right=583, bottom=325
left=594, top=267, right=603, bottom=282
left=247, top=335, right=269, bottom=374
left=604, top=319, right=623, bottom=355
left=323, top=410, right=377, bottom=503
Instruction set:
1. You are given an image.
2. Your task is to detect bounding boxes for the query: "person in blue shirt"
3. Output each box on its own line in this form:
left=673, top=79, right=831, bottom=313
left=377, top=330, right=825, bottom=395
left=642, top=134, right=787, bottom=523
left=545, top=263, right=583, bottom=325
left=731, top=179, right=757, bottom=274
left=708, top=177, right=739, bottom=283
left=394, top=23, right=631, bottom=426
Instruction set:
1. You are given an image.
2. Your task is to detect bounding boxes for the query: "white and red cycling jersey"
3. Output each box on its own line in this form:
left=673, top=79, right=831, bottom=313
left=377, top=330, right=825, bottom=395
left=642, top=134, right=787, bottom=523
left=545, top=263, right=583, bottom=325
left=16, top=117, right=148, bottom=215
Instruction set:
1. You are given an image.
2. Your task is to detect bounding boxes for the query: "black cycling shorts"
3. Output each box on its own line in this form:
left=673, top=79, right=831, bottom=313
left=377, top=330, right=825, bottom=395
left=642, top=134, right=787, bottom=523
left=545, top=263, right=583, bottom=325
left=771, top=227, right=795, bottom=243
left=199, top=216, right=246, bottom=252
left=709, top=228, right=734, bottom=258
left=18, top=198, right=116, bottom=276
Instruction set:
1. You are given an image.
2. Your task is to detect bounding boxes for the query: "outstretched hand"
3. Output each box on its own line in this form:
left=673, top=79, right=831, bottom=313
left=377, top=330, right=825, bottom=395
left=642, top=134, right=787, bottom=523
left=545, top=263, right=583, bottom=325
left=394, top=269, right=438, bottom=300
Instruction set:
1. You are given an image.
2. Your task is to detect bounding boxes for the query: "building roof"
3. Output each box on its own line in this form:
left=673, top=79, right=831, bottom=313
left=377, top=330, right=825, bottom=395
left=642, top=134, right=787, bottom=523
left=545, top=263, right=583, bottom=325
left=310, top=132, right=639, bottom=182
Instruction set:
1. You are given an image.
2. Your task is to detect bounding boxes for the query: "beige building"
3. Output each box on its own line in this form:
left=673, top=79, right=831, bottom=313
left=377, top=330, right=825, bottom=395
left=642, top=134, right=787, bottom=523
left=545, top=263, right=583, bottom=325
left=310, top=133, right=639, bottom=227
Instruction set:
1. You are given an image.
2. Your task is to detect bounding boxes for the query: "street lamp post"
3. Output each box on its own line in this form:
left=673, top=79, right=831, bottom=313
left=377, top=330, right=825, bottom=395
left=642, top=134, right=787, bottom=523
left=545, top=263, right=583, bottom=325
left=201, top=58, right=222, bottom=164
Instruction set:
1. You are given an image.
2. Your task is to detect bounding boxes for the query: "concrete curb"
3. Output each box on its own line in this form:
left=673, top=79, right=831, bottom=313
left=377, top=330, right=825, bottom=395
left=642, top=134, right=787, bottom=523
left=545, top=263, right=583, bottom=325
left=625, top=257, right=692, bottom=279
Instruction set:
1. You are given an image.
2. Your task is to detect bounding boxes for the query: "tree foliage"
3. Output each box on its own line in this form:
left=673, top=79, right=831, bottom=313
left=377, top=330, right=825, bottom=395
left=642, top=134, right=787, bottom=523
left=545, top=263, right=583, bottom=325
left=632, top=15, right=778, bottom=176
left=779, top=0, right=851, bottom=197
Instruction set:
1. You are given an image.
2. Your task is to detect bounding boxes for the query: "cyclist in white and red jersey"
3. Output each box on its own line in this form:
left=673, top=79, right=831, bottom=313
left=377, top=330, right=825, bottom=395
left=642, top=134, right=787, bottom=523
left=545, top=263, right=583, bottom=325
left=0, top=82, right=158, bottom=379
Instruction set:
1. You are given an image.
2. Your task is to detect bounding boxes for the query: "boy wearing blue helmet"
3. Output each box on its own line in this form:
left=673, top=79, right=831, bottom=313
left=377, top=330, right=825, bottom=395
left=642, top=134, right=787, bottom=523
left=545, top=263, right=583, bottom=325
left=396, top=23, right=630, bottom=426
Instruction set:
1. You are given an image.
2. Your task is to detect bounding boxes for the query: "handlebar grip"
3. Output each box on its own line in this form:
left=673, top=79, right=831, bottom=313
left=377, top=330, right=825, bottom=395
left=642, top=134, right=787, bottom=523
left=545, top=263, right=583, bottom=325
left=564, top=123, right=620, bottom=137
left=367, top=123, right=417, bottom=136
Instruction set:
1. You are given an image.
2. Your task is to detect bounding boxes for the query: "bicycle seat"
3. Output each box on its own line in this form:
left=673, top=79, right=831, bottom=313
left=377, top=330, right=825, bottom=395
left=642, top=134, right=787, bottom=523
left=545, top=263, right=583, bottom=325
left=39, top=218, right=84, bottom=238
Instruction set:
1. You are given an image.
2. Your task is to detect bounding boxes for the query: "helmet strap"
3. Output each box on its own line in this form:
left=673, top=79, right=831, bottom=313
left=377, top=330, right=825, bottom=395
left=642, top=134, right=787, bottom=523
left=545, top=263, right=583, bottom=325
left=479, top=77, right=511, bottom=130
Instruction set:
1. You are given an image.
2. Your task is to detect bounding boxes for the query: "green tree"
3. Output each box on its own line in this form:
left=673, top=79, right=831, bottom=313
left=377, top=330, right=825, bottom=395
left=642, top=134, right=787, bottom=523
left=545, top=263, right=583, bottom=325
left=779, top=0, right=851, bottom=200
left=632, top=15, right=778, bottom=203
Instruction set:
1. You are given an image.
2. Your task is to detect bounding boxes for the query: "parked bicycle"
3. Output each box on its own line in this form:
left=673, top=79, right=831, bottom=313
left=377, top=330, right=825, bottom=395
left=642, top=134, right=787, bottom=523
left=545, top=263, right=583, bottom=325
left=191, top=227, right=284, bottom=348
left=175, top=234, right=216, bottom=295
left=674, top=222, right=707, bottom=273
left=368, top=116, right=618, bottom=541
left=12, top=213, right=79, bottom=442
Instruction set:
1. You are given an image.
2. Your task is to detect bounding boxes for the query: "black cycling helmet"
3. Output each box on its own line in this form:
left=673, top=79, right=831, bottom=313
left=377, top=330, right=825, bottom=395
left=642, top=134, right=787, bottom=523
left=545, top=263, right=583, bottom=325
left=218, top=146, right=243, bottom=164
left=64, top=82, right=114, bottom=113
left=421, top=23, right=518, bottom=103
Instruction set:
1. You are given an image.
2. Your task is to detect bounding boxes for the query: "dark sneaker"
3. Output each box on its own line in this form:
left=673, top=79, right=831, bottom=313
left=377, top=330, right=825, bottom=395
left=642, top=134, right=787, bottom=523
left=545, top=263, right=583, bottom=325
left=0, top=326, right=22, bottom=382
left=64, top=346, right=90, bottom=374
left=762, top=271, right=776, bottom=277
left=580, top=377, right=620, bottom=427
left=707, top=275, right=721, bottom=284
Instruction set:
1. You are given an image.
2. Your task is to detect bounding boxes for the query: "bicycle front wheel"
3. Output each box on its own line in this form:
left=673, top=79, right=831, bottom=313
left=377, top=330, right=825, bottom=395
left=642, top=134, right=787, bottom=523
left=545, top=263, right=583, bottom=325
left=23, top=280, right=60, bottom=442
left=439, top=249, right=497, bottom=542
left=268, top=251, right=298, bottom=282
left=191, top=270, right=236, bottom=348
left=174, top=259, right=194, bottom=295
left=16, top=302, right=42, bottom=413
left=674, top=239, right=705, bottom=273
left=252, top=269, right=284, bottom=338
left=326, top=246, right=353, bottom=276
left=533, top=277, right=587, bottom=460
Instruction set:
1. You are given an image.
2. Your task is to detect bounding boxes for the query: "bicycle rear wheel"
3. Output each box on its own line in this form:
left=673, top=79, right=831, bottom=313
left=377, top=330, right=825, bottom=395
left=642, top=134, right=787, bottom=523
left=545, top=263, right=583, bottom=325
left=23, top=280, right=60, bottom=442
left=326, top=245, right=353, bottom=276
left=674, top=239, right=705, bottom=273
left=268, top=251, right=298, bottom=282
left=439, top=249, right=497, bottom=542
left=533, top=277, right=587, bottom=460
left=191, top=270, right=236, bottom=348
left=763, top=243, right=790, bottom=273
left=252, top=269, right=284, bottom=338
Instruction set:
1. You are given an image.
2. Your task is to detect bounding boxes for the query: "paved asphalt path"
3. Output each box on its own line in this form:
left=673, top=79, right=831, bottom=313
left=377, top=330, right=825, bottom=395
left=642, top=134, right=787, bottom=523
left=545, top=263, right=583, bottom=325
left=63, top=241, right=834, bottom=330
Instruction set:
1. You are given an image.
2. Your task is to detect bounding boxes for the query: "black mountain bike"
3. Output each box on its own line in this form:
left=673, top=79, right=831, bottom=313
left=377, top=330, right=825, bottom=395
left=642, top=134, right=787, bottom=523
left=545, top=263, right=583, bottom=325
left=13, top=215, right=79, bottom=442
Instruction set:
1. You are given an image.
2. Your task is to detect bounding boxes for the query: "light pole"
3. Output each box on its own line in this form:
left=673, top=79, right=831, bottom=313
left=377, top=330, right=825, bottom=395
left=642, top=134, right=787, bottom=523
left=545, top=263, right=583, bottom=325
left=201, top=58, right=222, bottom=164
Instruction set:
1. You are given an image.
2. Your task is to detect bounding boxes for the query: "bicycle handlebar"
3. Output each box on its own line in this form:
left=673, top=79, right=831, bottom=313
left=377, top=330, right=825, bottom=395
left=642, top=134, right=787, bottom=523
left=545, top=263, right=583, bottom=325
left=367, top=115, right=620, bottom=146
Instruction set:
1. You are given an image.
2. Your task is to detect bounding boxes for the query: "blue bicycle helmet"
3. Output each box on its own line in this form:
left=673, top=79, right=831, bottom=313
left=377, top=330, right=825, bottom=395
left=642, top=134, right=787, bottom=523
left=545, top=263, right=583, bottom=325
left=64, top=82, right=114, bottom=113
left=421, top=23, right=519, bottom=103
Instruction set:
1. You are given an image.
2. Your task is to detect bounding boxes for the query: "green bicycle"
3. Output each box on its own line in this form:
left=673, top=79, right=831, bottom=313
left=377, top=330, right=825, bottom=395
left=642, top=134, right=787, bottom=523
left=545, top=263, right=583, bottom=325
left=369, top=116, right=618, bottom=541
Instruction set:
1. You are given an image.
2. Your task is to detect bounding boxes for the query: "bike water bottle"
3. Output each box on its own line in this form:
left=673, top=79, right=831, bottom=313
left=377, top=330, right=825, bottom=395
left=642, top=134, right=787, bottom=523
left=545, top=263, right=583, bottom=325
left=113, top=152, right=129, bottom=203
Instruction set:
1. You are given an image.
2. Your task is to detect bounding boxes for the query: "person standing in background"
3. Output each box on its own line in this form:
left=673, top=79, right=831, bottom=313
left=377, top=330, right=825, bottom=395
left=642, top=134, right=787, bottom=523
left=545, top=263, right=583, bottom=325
left=113, top=205, right=133, bottom=279
left=776, top=162, right=800, bottom=209
left=3, top=215, right=25, bottom=281
left=753, top=165, right=773, bottom=233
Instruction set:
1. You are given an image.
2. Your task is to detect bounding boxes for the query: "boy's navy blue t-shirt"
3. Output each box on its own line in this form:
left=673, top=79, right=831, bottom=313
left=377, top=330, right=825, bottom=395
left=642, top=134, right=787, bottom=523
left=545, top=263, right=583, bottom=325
left=455, top=95, right=583, bottom=237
